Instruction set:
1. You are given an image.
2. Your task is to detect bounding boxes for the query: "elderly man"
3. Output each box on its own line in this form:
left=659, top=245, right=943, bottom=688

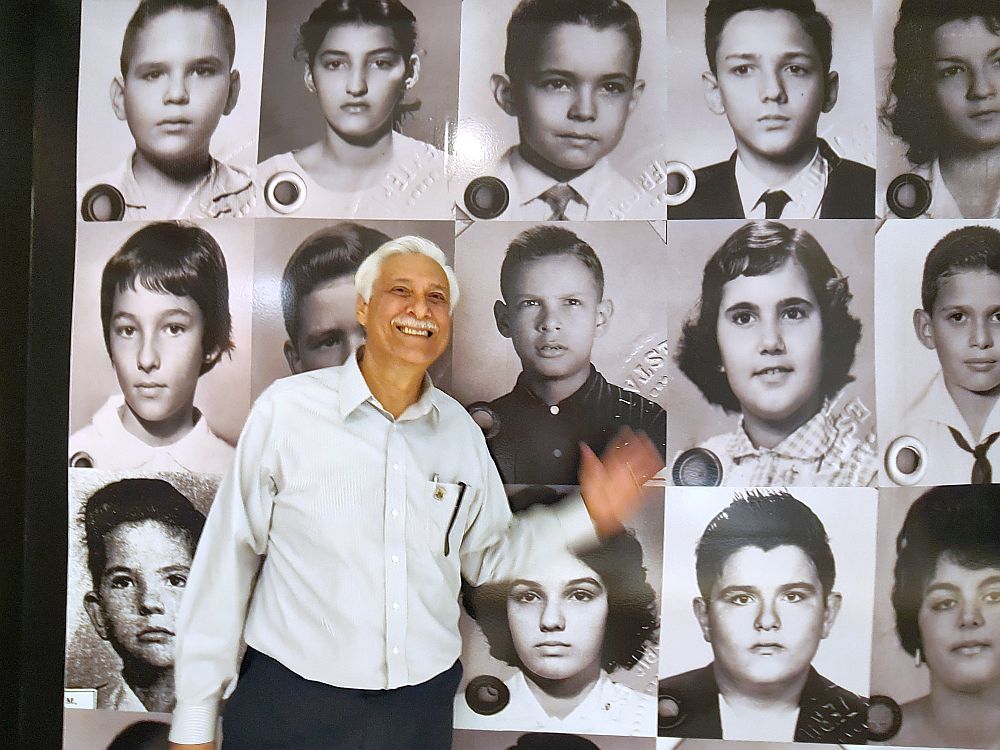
left=169, top=237, right=662, bottom=750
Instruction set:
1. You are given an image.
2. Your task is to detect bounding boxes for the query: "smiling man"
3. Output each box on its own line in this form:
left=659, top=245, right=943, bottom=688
left=168, top=236, right=662, bottom=750
left=657, top=490, right=867, bottom=744
left=670, top=0, right=874, bottom=220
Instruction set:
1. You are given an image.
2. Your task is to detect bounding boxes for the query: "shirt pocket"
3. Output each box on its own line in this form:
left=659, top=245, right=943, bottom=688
left=422, top=480, right=469, bottom=557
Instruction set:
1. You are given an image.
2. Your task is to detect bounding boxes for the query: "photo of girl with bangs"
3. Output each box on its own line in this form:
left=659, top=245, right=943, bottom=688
left=257, top=0, right=451, bottom=218
left=674, top=220, right=877, bottom=487
left=882, top=0, right=1000, bottom=218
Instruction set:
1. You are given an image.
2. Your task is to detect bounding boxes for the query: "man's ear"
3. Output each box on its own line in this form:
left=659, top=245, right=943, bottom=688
left=491, top=74, right=518, bottom=117
left=702, top=71, right=726, bottom=116
left=304, top=66, right=317, bottom=94
left=223, top=69, right=242, bottom=115
left=913, top=308, right=937, bottom=351
left=84, top=592, right=110, bottom=641
left=822, top=70, right=840, bottom=114
left=356, top=294, right=369, bottom=329
left=693, top=597, right=712, bottom=643
left=111, top=77, right=128, bottom=121
left=494, top=300, right=512, bottom=338
left=820, top=591, right=843, bottom=639
left=627, top=79, right=646, bottom=115
left=404, top=53, right=421, bottom=90
left=594, top=299, right=614, bottom=338
left=283, top=340, right=303, bottom=375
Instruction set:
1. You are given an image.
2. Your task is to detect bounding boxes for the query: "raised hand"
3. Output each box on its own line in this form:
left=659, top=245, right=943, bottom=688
left=578, top=427, right=665, bottom=537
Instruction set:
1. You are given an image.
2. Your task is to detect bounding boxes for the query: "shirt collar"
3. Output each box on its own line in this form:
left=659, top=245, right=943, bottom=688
left=503, top=147, right=614, bottom=209
left=338, top=347, right=439, bottom=423
left=727, top=399, right=838, bottom=461
left=735, top=146, right=827, bottom=219
left=912, top=370, right=1000, bottom=442
left=118, top=153, right=254, bottom=216
left=511, top=364, right=602, bottom=408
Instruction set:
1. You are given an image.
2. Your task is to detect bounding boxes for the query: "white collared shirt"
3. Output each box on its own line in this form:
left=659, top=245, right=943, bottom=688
left=169, top=352, right=597, bottom=744
left=891, top=370, right=1000, bottom=486
left=489, top=147, right=646, bottom=221
left=719, top=693, right=798, bottom=741
left=736, top=148, right=829, bottom=219
left=81, top=152, right=255, bottom=220
left=454, top=670, right=655, bottom=736
left=909, top=159, right=1000, bottom=219
left=68, top=395, right=234, bottom=475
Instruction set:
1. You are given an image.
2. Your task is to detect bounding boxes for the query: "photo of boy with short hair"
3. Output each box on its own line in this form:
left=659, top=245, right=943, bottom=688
left=80, top=0, right=254, bottom=220
left=466, top=0, right=648, bottom=221
left=280, top=222, right=391, bottom=374
left=81, top=478, right=206, bottom=712
left=670, top=0, right=875, bottom=220
left=658, top=490, right=869, bottom=743
left=895, top=225, right=1000, bottom=485
left=69, top=221, right=235, bottom=474
left=476, top=225, right=666, bottom=484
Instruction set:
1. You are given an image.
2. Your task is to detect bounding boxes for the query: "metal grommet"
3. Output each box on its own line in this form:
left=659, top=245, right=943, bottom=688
left=463, top=176, right=509, bottom=219
left=80, top=184, right=126, bottom=222
left=69, top=451, right=94, bottom=468
left=884, top=435, right=928, bottom=486
left=672, top=447, right=723, bottom=486
left=657, top=692, right=686, bottom=731
left=464, top=674, right=509, bottom=715
left=664, top=161, right=696, bottom=206
left=264, top=171, right=307, bottom=214
left=868, top=695, right=903, bottom=741
left=467, top=401, right=500, bottom=440
left=886, top=173, right=932, bottom=219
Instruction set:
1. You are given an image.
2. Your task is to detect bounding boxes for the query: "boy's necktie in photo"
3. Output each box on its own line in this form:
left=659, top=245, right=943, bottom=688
left=758, top=189, right=792, bottom=219
left=948, top=426, right=1000, bottom=484
left=541, top=183, right=582, bottom=221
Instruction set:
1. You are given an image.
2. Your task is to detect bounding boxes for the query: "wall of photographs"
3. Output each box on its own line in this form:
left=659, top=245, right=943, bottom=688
left=63, top=0, right=1000, bottom=748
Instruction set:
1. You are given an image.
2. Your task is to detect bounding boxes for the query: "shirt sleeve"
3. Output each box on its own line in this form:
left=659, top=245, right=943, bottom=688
left=169, top=392, right=279, bottom=744
left=457, top=421, right=599, bottom=586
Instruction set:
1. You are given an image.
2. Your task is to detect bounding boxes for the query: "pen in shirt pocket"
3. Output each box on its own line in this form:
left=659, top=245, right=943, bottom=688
left=443, top=481, right=468, bottom=556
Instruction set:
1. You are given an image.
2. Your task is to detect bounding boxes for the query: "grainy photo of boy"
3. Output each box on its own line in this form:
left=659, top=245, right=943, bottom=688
left=64, top=470, right=217, bottom=713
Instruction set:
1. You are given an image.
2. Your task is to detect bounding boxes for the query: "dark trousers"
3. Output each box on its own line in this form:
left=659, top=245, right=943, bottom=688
left=222, top=647, right=463, bottom=750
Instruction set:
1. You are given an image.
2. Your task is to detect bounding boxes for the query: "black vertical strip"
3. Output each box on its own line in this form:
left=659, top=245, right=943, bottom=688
left=20, top=0, right=78, bottom=747
left=0, top=0, right=35, bottom=746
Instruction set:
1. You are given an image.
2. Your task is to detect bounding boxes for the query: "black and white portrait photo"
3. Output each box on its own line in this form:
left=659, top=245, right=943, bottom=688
left=876, top=0, right=1000, bottom=219
left=666, top=219, right=877, bottom=488
left=249, top=218, right=455, bottom=398
left=452, top=0, right=670, bottom=221
left=63, top=710, right=172, bottom=750
left=658, top=486, right=877, bottom=744
left=454, top=729, right=656, bottom=750
left=255, top=0, right=457, bottom=219
left=454, top=488, right=662, bottom=737
left=447, top=220, right=668, bottom=485
left=666, top=0, right=876, bottom=220
left=65, top=470, right=217, bottom=714
left=657, top=741, right=844, bottom=750
left=69, top=220, right=253, bottom=475
left=76, top=0, right=266, bottom=221
left=869, top=485, right=1000, bottom=748
left=875, top=220, right=1000, bottom=488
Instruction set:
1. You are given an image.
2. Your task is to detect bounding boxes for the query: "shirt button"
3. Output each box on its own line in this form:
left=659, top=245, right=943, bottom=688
left=392, top=647, right=399, bottom=655
left=391, top=555, right=400, bottom=564
left=391, top=509, right=399, bottom=518
left=392, top=601, right=400, bottom=611
left=549, top=405, right=560, bottom=415
left=553, top=449, right=562, bottom=458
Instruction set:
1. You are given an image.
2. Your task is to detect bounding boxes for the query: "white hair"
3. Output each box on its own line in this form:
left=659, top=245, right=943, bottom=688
left=355, top=235, right=460, bottom=312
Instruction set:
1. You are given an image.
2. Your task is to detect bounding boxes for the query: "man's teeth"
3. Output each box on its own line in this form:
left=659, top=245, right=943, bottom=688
left=398, top=325, right=432, bottom=336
